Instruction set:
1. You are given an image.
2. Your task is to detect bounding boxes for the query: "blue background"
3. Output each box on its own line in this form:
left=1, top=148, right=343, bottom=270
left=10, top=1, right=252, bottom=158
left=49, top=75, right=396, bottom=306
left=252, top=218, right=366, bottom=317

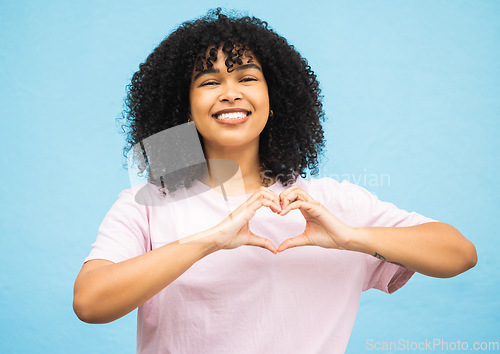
left=1, top=1, right=498, bottom=353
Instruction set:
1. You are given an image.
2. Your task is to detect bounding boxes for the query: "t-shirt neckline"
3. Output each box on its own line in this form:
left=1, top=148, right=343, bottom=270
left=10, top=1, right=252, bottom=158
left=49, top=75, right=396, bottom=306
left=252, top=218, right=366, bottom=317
left=189, top=178, right=285, bottom=200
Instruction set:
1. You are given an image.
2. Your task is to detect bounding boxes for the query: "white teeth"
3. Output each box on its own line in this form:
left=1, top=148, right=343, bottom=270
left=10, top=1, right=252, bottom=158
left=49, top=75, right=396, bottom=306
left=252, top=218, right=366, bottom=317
left=215, top=112, right=248, bottom=120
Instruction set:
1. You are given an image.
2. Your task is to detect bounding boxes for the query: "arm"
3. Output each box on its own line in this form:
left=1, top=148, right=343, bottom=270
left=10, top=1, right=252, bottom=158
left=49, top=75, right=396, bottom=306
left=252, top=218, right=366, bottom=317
left=276, top=185, right=477, bottom=278
left=349, top=222, right=477, bottom=278
left=73, top=187, right=280, bottom=324
left=73, top=233, right=217, bottom=324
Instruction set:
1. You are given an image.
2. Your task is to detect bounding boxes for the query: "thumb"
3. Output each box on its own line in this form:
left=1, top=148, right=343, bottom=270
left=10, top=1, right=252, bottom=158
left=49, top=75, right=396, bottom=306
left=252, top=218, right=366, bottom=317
left=245, top=232, right=278, bottom=254
left=277, top=233, right=312, bottom=253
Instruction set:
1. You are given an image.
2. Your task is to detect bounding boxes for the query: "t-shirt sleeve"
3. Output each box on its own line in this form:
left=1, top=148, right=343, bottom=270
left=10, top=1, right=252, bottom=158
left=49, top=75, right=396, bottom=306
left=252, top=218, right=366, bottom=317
left=335, top=179, right=437, bottom=294
left=84, top=188, right=150, bottom=264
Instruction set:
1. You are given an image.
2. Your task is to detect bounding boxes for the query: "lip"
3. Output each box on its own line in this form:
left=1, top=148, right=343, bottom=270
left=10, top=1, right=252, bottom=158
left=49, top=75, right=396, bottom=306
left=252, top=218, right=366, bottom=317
left=212, top=109, right=251, bottom=125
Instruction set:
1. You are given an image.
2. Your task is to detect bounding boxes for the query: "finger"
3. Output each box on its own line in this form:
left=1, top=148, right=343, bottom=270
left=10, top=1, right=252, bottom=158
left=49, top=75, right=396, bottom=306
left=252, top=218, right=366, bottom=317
left=278, top=185, right=302, bottom=208
left=246, top=186, right=280, bottom=204
left=277, top=233, right=312, bottom=252
left=255, top=197, right=282, bottom=214
left=245, top=188, right=282, bottom=214
left=279, top=186, right=312, bottom=210
left=244, top=194, right=281, bottom=215
left=279, top=200, right=316, bottom=216
left=259, top=188, right=282, bottom=209
left=260, top=186, right=281, bottom=200
left=245, top=233, right=278, bottom=254
left=232, top=190, right=279, bottom=219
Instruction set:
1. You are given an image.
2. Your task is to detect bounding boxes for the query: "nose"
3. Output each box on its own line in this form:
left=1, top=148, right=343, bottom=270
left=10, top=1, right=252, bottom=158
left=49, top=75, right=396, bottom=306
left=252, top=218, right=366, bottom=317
left=219, top=81, right=242, bottom=102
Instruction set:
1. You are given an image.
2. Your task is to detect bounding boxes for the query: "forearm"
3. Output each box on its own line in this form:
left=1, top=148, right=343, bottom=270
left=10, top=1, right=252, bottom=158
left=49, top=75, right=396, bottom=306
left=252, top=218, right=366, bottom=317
left=73, top=229, right=219, bottom=324
left=348, top=222, right=477, bottom=278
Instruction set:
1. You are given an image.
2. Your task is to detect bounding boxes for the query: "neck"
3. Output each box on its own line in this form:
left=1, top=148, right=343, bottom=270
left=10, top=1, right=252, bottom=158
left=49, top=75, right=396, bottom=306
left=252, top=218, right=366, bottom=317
left=199, top=139, right=272, bottom=196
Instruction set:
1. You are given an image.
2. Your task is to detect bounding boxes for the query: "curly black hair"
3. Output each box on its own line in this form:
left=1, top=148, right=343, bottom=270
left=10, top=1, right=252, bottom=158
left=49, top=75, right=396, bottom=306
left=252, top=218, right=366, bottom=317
left=122, top=8, right=326, bottom=192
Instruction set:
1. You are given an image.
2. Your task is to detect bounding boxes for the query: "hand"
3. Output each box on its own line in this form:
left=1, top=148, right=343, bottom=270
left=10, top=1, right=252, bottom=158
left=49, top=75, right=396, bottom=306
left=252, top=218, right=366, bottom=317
left=211, top=187, right=282, bottom=254
left=277, top=185, right=354, bottom=252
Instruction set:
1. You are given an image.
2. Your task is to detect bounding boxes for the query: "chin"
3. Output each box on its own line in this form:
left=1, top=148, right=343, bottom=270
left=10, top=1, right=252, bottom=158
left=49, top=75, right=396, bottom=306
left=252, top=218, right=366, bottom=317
left=204, top=134, right=260, bottom=149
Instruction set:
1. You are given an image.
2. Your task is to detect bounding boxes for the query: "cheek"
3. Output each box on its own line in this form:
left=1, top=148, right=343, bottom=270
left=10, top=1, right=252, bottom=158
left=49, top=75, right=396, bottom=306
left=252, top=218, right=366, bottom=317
left=260, top=84, right=270, bottom=108
left=258, top=92, right=270, bottom=113
left=189, top=91, right=211, bottom=118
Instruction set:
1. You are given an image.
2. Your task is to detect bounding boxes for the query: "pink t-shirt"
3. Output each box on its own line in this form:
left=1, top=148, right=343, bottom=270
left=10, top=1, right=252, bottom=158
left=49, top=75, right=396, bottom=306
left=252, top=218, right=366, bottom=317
left=85, top=177, right=435, bottom=353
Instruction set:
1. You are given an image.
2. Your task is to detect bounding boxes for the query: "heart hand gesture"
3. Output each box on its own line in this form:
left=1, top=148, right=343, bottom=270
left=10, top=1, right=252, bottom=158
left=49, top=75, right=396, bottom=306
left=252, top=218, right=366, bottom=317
left=276, top=185, right=353, bottom=252
left=211, top=187, right=282, bottom=254
left=207, top=184, right=353, bottom=255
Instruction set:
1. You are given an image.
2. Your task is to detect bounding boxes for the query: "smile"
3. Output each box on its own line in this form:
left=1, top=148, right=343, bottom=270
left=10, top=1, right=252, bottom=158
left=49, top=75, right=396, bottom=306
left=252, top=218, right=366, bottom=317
left=213, top=110, right=251, bottom=124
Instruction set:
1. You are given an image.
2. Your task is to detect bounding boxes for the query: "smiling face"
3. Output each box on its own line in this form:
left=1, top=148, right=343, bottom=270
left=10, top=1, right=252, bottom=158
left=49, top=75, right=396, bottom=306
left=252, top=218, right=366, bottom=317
left=189, top=48, right=270, bottom=153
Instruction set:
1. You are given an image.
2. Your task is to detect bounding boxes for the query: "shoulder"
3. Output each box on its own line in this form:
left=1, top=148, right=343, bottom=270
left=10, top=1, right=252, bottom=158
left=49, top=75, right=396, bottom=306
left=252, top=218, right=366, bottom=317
left=114, top=183, right=167, bottom=208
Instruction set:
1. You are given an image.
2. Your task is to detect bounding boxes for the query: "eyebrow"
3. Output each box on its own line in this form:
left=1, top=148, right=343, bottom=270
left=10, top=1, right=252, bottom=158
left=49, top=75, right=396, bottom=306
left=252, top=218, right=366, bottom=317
left=193, top=63, right=263, bottom=81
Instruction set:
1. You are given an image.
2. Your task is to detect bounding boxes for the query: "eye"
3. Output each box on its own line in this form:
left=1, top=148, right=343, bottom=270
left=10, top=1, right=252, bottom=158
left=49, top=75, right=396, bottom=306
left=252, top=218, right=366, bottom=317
left=200, top=80, right=219, bottom=87
left=240, top=77, right=258, bottom=83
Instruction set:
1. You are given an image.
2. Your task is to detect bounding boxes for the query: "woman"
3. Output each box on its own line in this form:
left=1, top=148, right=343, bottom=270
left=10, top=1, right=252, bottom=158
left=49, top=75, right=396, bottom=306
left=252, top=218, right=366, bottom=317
left=73, top=9, right=477, bottom=353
